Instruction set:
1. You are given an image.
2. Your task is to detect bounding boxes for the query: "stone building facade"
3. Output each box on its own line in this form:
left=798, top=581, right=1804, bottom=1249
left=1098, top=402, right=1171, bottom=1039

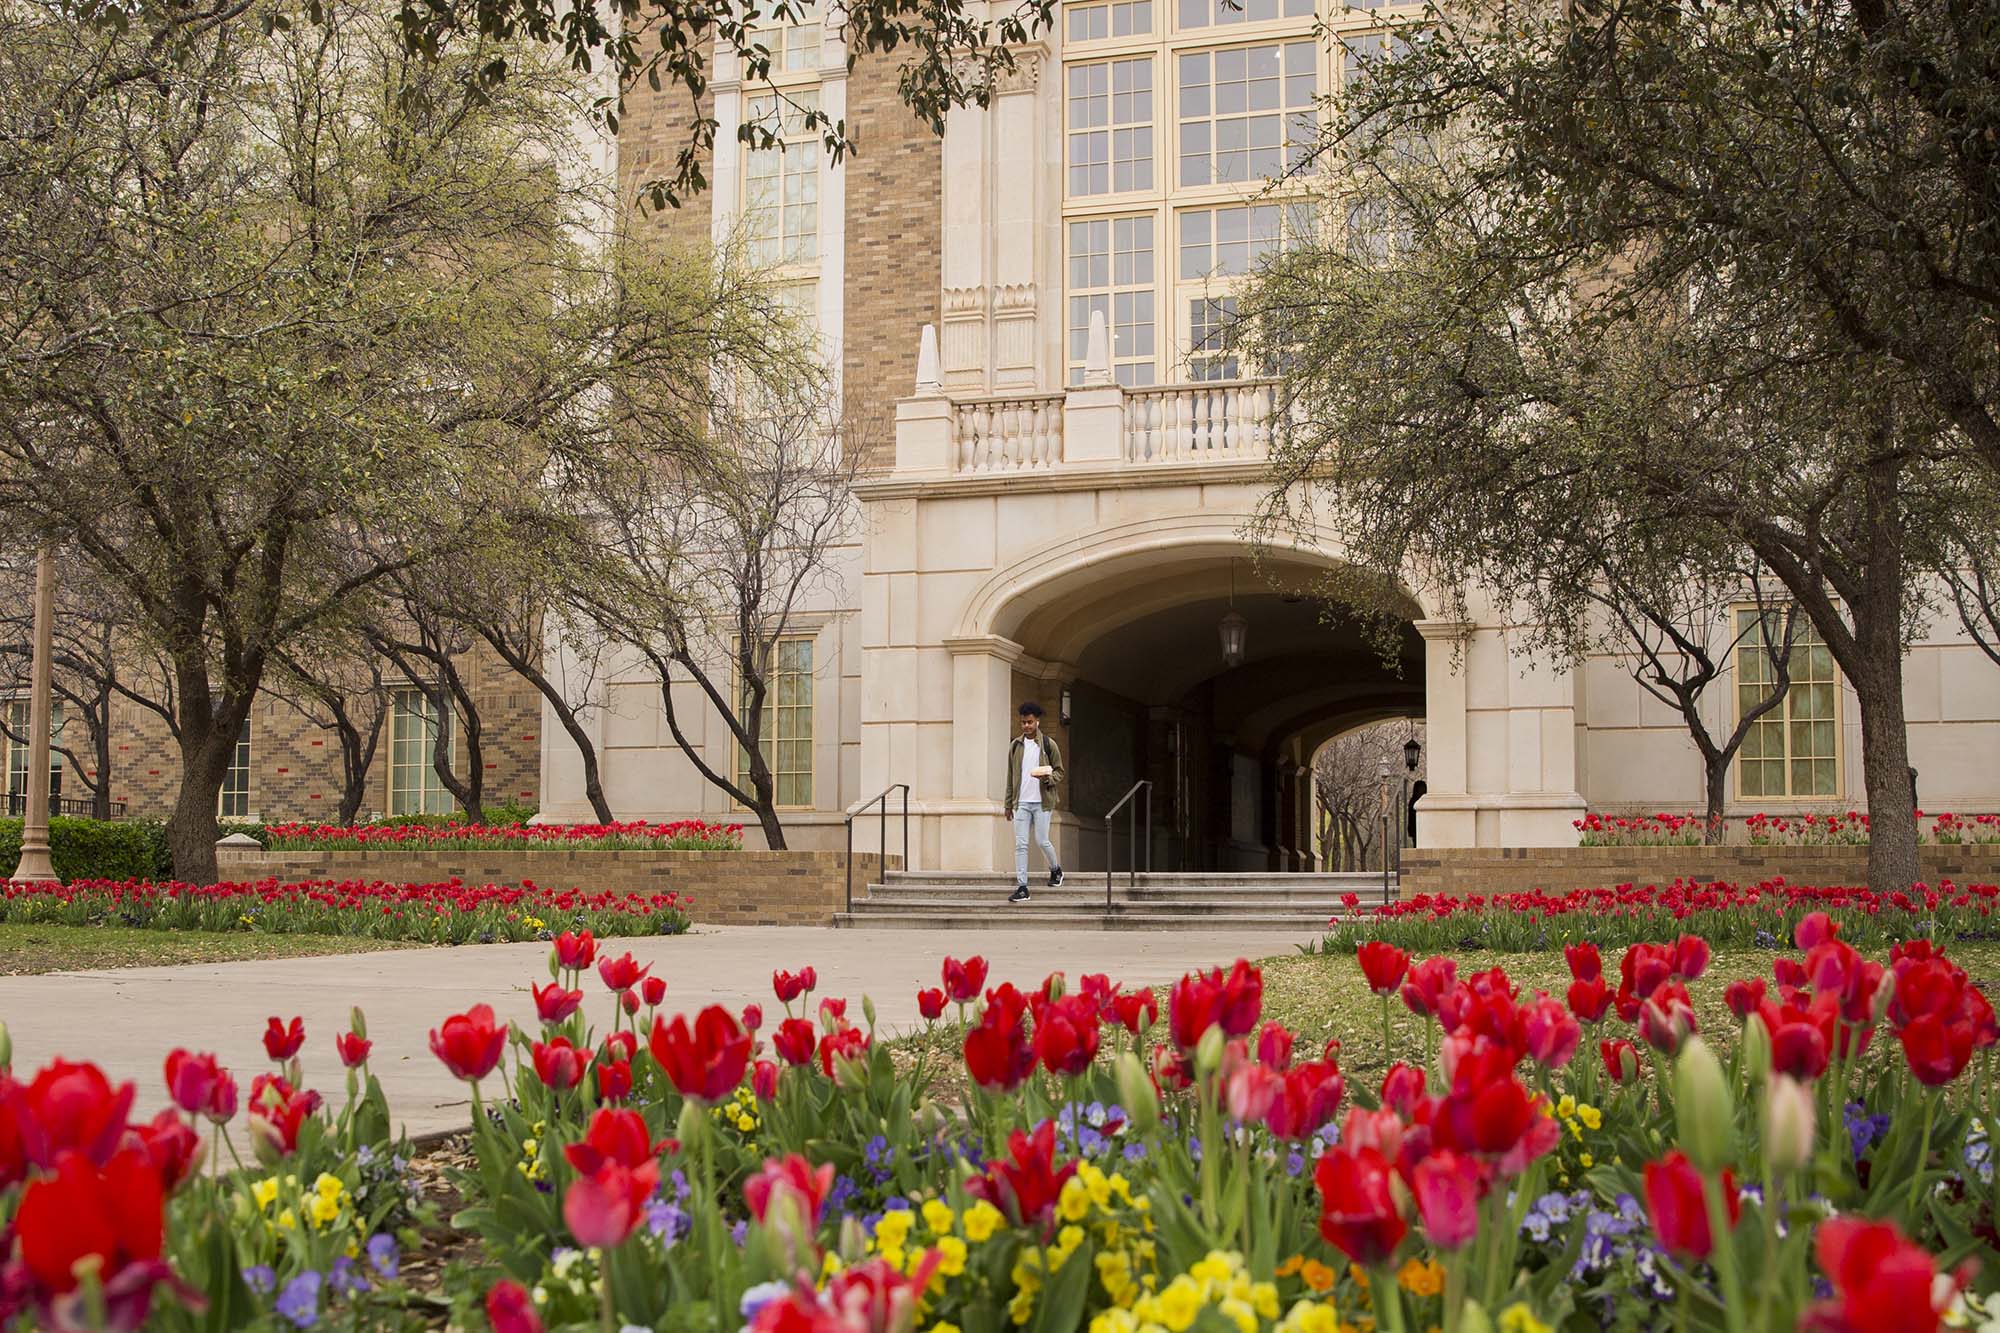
left=540, top=1, right=2000, bottom=875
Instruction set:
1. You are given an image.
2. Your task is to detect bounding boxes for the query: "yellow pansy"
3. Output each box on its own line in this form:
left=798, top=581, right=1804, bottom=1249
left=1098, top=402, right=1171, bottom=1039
left=928, top=1324, right=963, bottom=1333
left=1497, top=1305, right=1554, bottom=1333
left=934, top=1236, right=968, bottom=1277
left=308, top=1192, right=341, bottom=1226
left=1091, top=1311, right=1140, bottom=1333
left=1578, top=1104, right=1603, bottom=1131
left=1277, top=1300, right=1341, bottom=1333
left=313, top=1173, right=344, bottom=1200
left=922, top=1199, right=956, bottom=1235
left=1555, top=1094, right=1576, bottom=1119
left=1081, top=1162, right=1113, bottom=1207
left=1250, top=1282, right=1281, bottom=1319
left=1153, top=1277, right=1203, bottom=1333
left=1217, top=1296, right=1258, bottom=1333
left=737, top=1115, right=757, bottom=1132
left=251, top=1178, right=279, bottom=1211
left=1060, top=1177, right=1093, bottom=1222
left=1009, top=1288, right=1037, bottom=1326
left=1190, top=1252, right=1236, bottom=1287
left=963, top=1200, right=1005, bottom=1243
left=875, top=1210, right=914, bottom=1250
left=1579, top=1152, right=1595, bottom=1168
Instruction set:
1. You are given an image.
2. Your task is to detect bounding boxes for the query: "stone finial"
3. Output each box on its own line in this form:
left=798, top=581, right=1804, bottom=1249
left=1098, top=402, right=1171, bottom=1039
left=1083, top=308, right=1113, bottom=386
left=915, top=323, right=943, bottom=396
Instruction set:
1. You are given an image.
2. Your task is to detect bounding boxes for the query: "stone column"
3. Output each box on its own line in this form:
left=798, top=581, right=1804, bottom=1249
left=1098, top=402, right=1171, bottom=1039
left=14, top=550, right=57, bottom=884
left=937, top=634, right=1023, bottom=869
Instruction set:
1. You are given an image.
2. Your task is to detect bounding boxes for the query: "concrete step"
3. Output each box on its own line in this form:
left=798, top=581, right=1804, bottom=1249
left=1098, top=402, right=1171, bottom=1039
left=858, top=888, right=1359, bottom=909
left=851, top=894, right=1346, bottom=916
left=832, top=909, right=1338, bottom=931
left=881, top=871, right=1386, bottom=887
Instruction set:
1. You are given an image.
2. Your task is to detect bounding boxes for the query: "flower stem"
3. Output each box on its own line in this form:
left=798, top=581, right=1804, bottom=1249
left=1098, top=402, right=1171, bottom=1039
left=1908, top=1091, right=1937, bottom=1215
left=1700, top=1172, right=1748, bottom=1333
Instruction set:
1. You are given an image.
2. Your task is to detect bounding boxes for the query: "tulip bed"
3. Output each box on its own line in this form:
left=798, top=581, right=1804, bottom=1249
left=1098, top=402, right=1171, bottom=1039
left=1316, top=878, right=2000, bottom=954
left=1574, top=811, right=2000, bottom=846
left=8, top=917, right=2000, bottom=1333
left=0, top=877, right=691, bottom=944
left=261, top=821, right=747, bottom=852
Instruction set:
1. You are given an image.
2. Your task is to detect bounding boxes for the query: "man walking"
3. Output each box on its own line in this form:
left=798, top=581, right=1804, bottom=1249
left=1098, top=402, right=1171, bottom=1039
left=1004, top=700, right=1065, bottom=903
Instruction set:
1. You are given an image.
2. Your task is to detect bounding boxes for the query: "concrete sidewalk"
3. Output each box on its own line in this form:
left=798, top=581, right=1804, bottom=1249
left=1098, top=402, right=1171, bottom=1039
left=0, top=924, right=1317, bottom=1138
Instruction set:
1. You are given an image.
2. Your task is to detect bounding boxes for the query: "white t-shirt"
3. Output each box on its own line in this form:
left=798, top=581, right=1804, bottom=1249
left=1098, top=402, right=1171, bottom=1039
left=1018, top=738, right=1043, bottom=805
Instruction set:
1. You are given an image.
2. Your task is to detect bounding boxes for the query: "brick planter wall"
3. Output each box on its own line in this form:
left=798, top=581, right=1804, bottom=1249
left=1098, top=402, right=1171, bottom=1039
left=1399, top=845, right=2000, bottom=897
left=213, top=848, right=900, bottom=927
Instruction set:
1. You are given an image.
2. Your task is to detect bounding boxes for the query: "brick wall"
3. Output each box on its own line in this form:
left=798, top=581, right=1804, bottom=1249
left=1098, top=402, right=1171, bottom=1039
left=98, top=643, right=541, bottom=822
left=1400, top=846, right=2000, bottom=896
left=841, top=54, right=941, bottom=470
left=614, top=30, right=712, bottom=245
left=215, top=847, right=899, bottom=926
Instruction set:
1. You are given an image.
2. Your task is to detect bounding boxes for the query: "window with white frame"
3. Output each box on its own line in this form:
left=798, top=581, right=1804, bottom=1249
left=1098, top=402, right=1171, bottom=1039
left=1067, top=216, right=1158, bottom=386
left=1177, top=41, right=1316, bottom=187
left=1067, top=0, right=1154, bottom=41
left=390, top=688, right=456, bottom=815
left=219, top=719, right=251, bottom=818
left=745, top=92, right=820, bottom=270
left=1178, top=0, right=1313, bottom=28
left=737, top=637, right=814, bottom=808
left=3, top=698, right=62, bottom=808
left=1735, top=609, right=1840, bottom=799
left=1067, top=58, right=1155, bottom=196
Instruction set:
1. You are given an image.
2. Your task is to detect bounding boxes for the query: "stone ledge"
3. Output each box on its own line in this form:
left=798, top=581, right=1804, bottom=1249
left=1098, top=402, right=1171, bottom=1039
left=1400, top=845, right=2000, bottom=895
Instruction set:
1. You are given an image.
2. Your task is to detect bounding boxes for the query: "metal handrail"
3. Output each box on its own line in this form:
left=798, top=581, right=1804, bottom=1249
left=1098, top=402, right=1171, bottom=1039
left=2, top=793, right=127, bottom=819
left=844, top=783, right=910, bottom=914
left=1103, top=779, right=1153, bottom=911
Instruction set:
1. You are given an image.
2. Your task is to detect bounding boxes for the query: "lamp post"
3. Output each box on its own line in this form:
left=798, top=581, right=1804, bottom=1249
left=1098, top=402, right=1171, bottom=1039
left=1377, top=758, right=1391, bottom=902
left=14, top=550, right=59, bottom=884
left=1397, top=732, right=1422, bottom=876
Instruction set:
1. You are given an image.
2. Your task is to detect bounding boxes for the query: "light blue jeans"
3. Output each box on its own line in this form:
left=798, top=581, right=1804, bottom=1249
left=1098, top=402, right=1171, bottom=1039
left=1012, top=802, right=1057, bottom=885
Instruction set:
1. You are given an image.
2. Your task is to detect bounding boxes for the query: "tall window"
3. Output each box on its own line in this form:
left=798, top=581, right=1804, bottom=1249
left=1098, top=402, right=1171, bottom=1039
left=1067, top=58, right=1155, bottom=196
left=1736, top=609, right=1840, bottom=798
left=1067, top=216, right=1158, bottom=386
left=745, top=92, right=820, bottom=271
left=1067, top=0, right=1154, bottom=41
left=390, top=688, right=456, bottom=815
left=1178, top=0, right=1313, bottom=28
left=1176, top=41, right=1316, bottom=187
left=3, top=699, right=62, bottom=808
left=219, top=719, right=251, bottom=818
left=738, top=638, right=814, bottom=808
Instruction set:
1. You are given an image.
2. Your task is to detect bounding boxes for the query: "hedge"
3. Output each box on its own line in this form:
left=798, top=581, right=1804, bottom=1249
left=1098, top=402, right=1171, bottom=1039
left=0, top=817, right=173, bottom=882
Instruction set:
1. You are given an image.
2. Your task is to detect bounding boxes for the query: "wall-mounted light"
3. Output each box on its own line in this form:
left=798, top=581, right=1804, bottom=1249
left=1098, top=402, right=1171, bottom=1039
left=1218, top=560, right=1248, bottom=668
left=1059, top=686, right=1073, bottom=726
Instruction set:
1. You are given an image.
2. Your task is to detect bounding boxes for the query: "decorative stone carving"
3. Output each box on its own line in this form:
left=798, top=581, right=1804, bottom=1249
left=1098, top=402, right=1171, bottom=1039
left=994, top=283, right=1036, bottom=313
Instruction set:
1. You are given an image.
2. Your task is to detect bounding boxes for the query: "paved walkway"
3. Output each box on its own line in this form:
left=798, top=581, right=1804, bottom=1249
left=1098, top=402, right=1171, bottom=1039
left=0, top=925, right=1316, bottom=1138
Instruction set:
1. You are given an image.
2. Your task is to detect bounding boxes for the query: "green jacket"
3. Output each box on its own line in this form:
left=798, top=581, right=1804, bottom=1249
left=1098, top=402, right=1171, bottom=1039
left=1005, top=732, right=1067, bottom=815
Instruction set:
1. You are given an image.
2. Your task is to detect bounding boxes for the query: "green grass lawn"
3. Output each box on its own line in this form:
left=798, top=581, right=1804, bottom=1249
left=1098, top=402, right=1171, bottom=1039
left=0, top=923, right=418, bottom=975
left=891, top=941, right=2000, bottom=1095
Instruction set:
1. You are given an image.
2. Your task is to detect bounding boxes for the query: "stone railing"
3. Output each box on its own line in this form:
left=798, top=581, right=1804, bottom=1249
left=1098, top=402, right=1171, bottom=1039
left=952, top=393, right=1064, bottom=473
left=1123, top=380, right=1278, bottom=464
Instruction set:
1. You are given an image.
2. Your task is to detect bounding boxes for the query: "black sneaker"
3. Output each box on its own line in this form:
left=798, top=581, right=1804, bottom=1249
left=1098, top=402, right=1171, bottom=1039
left=1009, top=885, right=1031, bottom=903
left=1048, top=867, right=1064, bottom=888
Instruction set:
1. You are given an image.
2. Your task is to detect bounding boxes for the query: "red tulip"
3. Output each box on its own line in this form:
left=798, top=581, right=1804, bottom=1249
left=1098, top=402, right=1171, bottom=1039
left=487, top=1280, right=546, bottom=1333
left=596, top=1059, right=634, bottom=1103
left=1111, top=990, right=1157, bottom=1035
left=1724, top=978, right=1767, bottom=1020
left=1257, top=1021, right=1295, bottom=1071
left=1265, top=1059, right=1346, bottom=1139
left=817, top=996, right=848, bottom=1026
left=1033, top=994, right=1101, bottom=1077
left=532, top=982, right=584, bottom=1026
left=1794, top=911, right=1839, bottom=950
left=964, top=1008, right=1036, bottom=1093
left=334, top=1031, right=372, bottom=1069
left=1434, top=1076, right=1561, bottom=1176
left=1672, top=934, right=1711, bottom=982
left=162, top=1050, right=227, bottom=1119
left=1409, top=1149, right=1486, bottom=1250
left=741, top=1004, right=764, bottom=1033
left=553, top=930, right=596, bottom=971
left=941, top=955, right=988, bottom=1004
left=564, top=1157, right=658, bottom=1249
left=1400, top=957, right=1458, bottom=1019
left=1643, top=1151, right=1738, bottom=1261
left=1523, top=993, right=1581, bottom=1070
left=620, top=990, right=642, bottom=1017
left=1379, top=1062, right=1426, bottom=1117
left=772, top=1017, right=817, bottom=1067
left=773, top=967, right=816, bottom=1004
left=649, top=1006, right=753, bottom=1104
left=641, top=976, right=667, bottom=1008
left=1168, top=970, right=1223, bottom=1052
left=1566, top=975, right=1613, bottom=1024
left=13, top=1146, right=182, bottom=1332
left=1357, top=941, right=1411, bottom=996
left=430, top=1004, right=508, bottom=1083
left=751, top=1060, right=780, bottom=1101
left=597, top=952, right=650, bottom=994
left=1620, top=943, right=1675, bottom=1002
left=1564, top=941, right=1602, bottom=982
left=1758, top=998, right=1832, bottom=1082
left=1773, top=956, right=1811, bottom=990
left=1802, top=1217, right=1966, bottom=1333
left=262, top=1016, right=306, bottom=1062
left=744, top=1153, right=837, bottom=1228
left=1900, top=1013, right=1975, bottom=1086
left=563, top=1107, right=662, bottom=1174
left=604, top=1030, right=638, bottom=1064
left=1314, top=1145, right=1407, bottom=1267
left=1600, top=1038, right=1641, bottom=1084
left=1638, top=982, right=1697, bottom=1055
left=966, top=1120, right=1078, bottom=1236
left=1223, top=1044, right=1282, bottom=1123
left=532, top=1038, right=591, bottom=1091
left=1217, top=960, right=1263, bottom=1035
left=246, top=1073, right=322, bottom=1159
left=12, top=1058, right=135, bottom=1169
left=917, top=988, right=947, bottom=1021
left=817, top=1025, right=871, bottom=1082
left=132, top=1109, right=203, bottom=1194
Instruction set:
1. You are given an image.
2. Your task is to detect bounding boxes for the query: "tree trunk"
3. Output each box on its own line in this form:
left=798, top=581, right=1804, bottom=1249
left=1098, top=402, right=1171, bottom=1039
left=477, top=628, right=615, bottom=822
left=1703, top=755, right=1728, bottom=845
left=92, top=680, right=113, bottom=820
left=165, top=725, right=236, bottom=883
left=1850, top=653, right=1921, bottom=889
